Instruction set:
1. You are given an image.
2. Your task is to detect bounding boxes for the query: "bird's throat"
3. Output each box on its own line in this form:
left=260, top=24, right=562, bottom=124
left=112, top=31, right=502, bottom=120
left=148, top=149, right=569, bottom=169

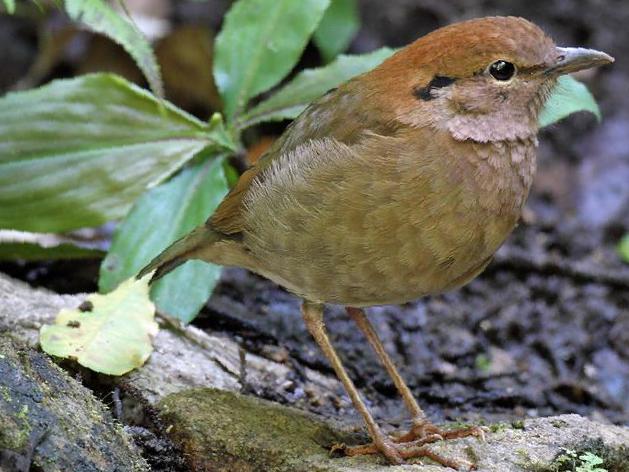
left=447, top=110, right=539, bottom=143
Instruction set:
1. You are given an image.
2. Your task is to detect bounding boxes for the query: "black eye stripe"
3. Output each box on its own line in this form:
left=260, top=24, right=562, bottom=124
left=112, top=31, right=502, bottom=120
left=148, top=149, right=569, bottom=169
left=413, top=75, right=456, bottom=101
left=429, top=76, right=456, bottom=88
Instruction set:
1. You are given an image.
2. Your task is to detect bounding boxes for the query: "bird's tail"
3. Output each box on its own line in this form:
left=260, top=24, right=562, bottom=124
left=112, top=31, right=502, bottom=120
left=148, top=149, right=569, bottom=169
left=137, top=225, right=220, bottom=284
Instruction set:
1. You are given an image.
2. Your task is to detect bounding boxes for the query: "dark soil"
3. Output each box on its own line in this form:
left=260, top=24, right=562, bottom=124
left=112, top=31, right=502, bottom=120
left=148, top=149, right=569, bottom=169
left=1, top=0, right=628, bottom=467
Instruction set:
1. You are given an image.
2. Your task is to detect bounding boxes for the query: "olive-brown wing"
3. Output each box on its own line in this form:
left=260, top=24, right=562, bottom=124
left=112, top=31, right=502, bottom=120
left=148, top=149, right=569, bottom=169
left=209, top=82, right=400, bottom=235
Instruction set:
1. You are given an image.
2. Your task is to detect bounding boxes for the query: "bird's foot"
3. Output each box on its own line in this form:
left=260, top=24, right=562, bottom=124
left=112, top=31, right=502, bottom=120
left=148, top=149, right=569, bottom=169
left=333, top=436, right=475, bottom=470
left=332, top=420, right=484, bottom=470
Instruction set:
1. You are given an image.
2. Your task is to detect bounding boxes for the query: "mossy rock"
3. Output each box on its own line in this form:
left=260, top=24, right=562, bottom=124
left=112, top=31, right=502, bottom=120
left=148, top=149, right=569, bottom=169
left=158, top=387, right=375, bottom=472
left=0, top=335, right=148, bottom=472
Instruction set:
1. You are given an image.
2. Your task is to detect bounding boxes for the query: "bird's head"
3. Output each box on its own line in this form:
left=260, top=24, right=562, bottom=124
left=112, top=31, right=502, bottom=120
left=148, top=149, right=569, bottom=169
left=369, top=16, right=613, bottom=142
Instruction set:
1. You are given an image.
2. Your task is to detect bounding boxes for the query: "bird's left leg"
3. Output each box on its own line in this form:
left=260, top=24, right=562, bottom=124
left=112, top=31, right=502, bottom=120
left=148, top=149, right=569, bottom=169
left=345, top=307, right=485, bottom=446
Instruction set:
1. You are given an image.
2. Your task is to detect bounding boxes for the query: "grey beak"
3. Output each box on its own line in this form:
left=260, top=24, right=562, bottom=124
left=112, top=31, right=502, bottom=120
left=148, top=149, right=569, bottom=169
left=545, top=47, right=614, bottom=76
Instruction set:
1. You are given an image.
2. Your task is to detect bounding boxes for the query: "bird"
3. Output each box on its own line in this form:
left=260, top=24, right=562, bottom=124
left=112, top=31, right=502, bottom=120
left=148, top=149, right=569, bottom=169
left=138, top=16, right=613, bottom=469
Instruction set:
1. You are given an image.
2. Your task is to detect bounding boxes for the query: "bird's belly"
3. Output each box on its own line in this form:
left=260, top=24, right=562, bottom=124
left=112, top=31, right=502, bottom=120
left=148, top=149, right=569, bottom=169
left=243, top=192, right=519, bottom=306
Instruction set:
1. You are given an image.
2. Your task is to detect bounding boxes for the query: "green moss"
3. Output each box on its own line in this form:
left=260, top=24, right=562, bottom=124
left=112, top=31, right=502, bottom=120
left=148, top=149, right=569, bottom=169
left=551, top=419, right=569, bottom=429
left=511, top=419, right=526, bottom=430
left=0, top=387, right=32, bottom=451
left=447, top=420, right=472, bottom=430
left=1, top=408, right=31, bottom=451
left=474, top=353, right=492, bottom=372
left=464, top=445, right=480, bottom=464
left=159, top=388, right=360, bottom=471
left=489, top=422, right=509, bottom=433
left=15, top=404, right=32, bottom=442
left=0, top=411, right=27, bottom=450
left=0, top=385, right=11, bottom=402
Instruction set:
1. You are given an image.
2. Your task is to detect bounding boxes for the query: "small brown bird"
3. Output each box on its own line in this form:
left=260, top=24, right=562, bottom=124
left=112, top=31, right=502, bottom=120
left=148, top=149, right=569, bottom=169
left=140, top=17, right=613, bottom=469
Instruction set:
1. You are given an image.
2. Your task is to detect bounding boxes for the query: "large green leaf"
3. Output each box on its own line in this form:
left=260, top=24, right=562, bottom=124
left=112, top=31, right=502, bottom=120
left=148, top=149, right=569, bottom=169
left=64, top=0, right=163, bottom=97
left=40, top=275, right=158, bottom=376
left=0, top=74, right=233, bottom=233
left=214, top=0, right=330, bottom=121
left=238, top=47, right=394, bottom=128
left=539, top=75, right=601, bottom=128
left=313, top=0, right=360, bottom=62
left=2, top=0, right=15, bottom=14
left=100, top=156, right=229, bottom=323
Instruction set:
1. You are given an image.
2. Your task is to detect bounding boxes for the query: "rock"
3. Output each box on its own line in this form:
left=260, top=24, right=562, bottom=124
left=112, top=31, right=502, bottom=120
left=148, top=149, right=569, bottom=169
left=158, top=388, right=359, bottom=472
left=430, top=414, right=629, bottom=472
left=0, top=335, right=148, bottom=472
left=158, top=388, right=629, bottom=472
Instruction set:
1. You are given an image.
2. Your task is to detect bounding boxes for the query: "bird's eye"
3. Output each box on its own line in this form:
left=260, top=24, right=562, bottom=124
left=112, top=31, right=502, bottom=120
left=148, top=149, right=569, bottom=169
left=489, top=60, right=516, bottom=81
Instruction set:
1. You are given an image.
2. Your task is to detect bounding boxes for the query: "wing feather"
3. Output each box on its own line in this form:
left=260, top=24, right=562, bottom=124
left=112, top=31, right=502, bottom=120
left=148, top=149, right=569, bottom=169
left=210, top=81, right=401, bottom=235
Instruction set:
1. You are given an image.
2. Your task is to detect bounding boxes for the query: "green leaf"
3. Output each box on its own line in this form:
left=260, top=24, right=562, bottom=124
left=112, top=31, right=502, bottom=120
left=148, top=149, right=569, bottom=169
left=539, top=75, right=601, bottom=128
left=0, top=74, right=233, bottom=233
left=618, top=234, right=629, bottom=263
left=100, top=156, right=229, bottom=323
left=238, top=47, right=394, bottom=128
left=40, top=275, right=158, bottom=376
left=2, top=0, right=16, bottom=14
left=313, top=0, right=360, bottom=62
left=64, top=0, right=163, bottom=97
left=0, top=229, right=105, bottom=260
left=214, top=0, right=330, bottom=121
left=576, top=452, right=606, bottom=472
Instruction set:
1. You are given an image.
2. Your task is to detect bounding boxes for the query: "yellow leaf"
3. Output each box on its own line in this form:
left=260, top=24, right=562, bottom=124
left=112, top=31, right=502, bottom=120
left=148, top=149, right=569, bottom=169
left=40, top=275, right=158, bottom=375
